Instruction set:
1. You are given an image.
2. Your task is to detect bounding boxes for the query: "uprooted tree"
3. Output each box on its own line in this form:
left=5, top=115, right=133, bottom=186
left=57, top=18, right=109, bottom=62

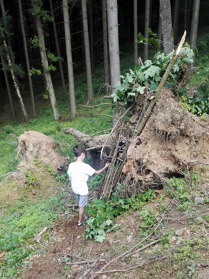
left=63, top=32, right=209, bottom=200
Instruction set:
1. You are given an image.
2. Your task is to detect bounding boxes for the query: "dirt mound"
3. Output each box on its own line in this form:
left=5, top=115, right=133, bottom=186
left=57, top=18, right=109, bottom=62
left=123, top=90, right=209, bottom=189
left=0, top=131, right=67, bottom=202
left=18, top=131, right=65, bottom=171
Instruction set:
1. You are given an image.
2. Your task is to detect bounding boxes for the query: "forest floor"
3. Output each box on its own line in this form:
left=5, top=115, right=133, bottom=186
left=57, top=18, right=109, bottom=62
left=22, top=173, right=209, bottom=279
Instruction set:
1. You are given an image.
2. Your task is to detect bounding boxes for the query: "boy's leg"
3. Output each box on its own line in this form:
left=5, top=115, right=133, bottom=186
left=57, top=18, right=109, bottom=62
left=77, top=195, right=88, bottom=225
left=79, top=207, right=85, bottom=224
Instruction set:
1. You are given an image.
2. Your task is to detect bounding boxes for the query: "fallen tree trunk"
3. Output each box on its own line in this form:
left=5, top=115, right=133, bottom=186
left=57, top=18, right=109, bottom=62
left=62, top=127, right=112, bottom=149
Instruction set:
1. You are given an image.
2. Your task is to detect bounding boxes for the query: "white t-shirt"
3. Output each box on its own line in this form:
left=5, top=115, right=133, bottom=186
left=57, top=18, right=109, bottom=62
left=67, top=161, right=95, bottom=195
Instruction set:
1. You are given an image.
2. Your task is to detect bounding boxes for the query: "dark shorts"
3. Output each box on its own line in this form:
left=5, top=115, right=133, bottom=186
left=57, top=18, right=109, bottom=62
left=75, top=194, right=88, bottom=207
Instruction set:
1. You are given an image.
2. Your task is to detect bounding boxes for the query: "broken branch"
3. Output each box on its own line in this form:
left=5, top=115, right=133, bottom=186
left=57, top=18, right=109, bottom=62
left=34, top=226, right=48, bottom=242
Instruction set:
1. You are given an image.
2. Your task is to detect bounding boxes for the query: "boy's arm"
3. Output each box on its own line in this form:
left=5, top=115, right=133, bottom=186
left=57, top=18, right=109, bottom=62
left=94, top=162, right=110, bottom=175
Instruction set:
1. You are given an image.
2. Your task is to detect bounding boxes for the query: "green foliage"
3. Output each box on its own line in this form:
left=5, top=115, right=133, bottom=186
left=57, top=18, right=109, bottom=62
left=30, top=35, right=40, bottom=48
left=164, top=176, right=191, bottom=211
left=137, top=29, right=160, bottom=50
left=202, top=214, right=209, bottom=223
left=25, top=170, right=37, bottom=186
left=0, top=196, right=63, bottom=277
left=190, top=34, right=209, bottom=86
left=179, top=82, right=209, bottom=115
left=45, top=65, right=56, bottom=72
left=30, top=0, right=53, bottom=21
left=0, top=14, right=13, bottom=42
left=3, top=63, right=24, bottom=78
left=112, top=45, right=194, bottom=104
left=47, top=52, right=62, bottom=63
left=188, top=171, right=201, bottom=186
left=85, top=189, right=156, bottom=242
left=29, top=67, right=42, bottom=76
left=172, top=238, right=203, bottom=278
left=88, top=173, right=104, bottom=189
left=0, top=136, right=18, bottom=179
left=138, top=208, right=159, bottom=235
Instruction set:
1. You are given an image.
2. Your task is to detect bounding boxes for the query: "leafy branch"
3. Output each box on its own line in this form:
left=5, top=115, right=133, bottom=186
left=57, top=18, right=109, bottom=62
left=112, top=42, right=194, bottom=104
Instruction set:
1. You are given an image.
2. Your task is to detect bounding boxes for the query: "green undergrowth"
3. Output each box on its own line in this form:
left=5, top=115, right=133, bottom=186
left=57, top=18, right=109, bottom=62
left=164, top=171, right=202, bottom=212
left=85, top=189, right=156, bottom=242
left=179, top=33, right=209, bottom=116
left=134, top=171, right=209, bottom=278
left=0, top=193, right=69, bottom=278
left=191, top=33, right=209, bottom=85
left=85, top=171, right=204, bottom=243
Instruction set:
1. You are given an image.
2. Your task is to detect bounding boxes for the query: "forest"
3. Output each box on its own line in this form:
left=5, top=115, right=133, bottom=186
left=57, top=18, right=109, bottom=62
left=0, top=0, right=209, bottom=122
left=1, top=0, right=209, bottom=278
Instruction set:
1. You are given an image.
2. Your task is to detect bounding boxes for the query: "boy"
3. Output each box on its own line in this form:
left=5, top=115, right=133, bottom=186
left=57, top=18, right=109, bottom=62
left=67, top=145, right=110, bottom=227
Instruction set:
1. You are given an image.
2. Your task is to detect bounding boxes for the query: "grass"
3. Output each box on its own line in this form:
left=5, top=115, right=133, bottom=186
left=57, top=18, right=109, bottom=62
left=190, top=33, right=209, bottom=85
left=0, top=194, right=70, bottom=278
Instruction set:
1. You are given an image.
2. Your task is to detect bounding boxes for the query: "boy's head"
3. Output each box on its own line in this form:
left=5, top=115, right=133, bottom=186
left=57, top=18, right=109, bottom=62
left=73, top=145, right=86, bottom=158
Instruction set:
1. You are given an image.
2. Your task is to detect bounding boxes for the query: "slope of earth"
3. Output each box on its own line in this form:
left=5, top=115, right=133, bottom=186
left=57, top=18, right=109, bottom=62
left=23, top=168, right=209, bottom=279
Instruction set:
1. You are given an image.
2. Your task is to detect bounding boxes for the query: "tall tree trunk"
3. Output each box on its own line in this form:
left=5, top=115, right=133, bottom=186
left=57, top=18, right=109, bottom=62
left=144, top=0, right=150, bottom=60
left=107, top=0, right=120, bottom=91
left=49, top=0, right=66, bottom=92
left=133, top=0, right=138, bottom=65
left=159, top=0, right=174, bottom=54
left=0, top=55, right=15, bottom=119
left=107, top=0, right=121, bottom=127
left=18, top=0, right=36, bottom=117
left=190, top=0, right=200, bottom=48
left=89, top=0, right=94, bottom=73
left=62, top=0, right=76, bottom=119
left=32, top=1, right=60, bottom=121
left=0, top=0, right=28, bottom=122
left=173, top=0, right=179, bottom=44
left=184, top=0, right=188, bottom=31
left=102, top=0, right=109, bottom=95
left=81, top=0, right=93, bottom=104
left=2, top=39, right=28, bottom=121
left=158, top=7, right=162, bottom=50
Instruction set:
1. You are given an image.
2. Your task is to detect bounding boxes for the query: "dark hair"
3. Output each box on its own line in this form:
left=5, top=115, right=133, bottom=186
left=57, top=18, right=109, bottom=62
left=73, top=145, right=86, bottom=157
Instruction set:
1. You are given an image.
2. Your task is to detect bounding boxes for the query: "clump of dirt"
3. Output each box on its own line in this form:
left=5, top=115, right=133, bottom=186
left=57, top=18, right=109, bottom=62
left=18, top=131, right=65, bottom=171
left=123, top=90, right=209, bottom=190
left=0, top=131, right=67, bottom=203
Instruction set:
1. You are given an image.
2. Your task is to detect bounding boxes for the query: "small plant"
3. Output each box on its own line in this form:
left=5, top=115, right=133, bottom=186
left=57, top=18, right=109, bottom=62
left=138, top=208, right=159, bottom=235
left=44, top=163, right=57, bottom=177
left=25, top=170, right=37, bottom=186
left=164, top=176, right=191, bottom=211
left=164, top=177, right=191, bottom=201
